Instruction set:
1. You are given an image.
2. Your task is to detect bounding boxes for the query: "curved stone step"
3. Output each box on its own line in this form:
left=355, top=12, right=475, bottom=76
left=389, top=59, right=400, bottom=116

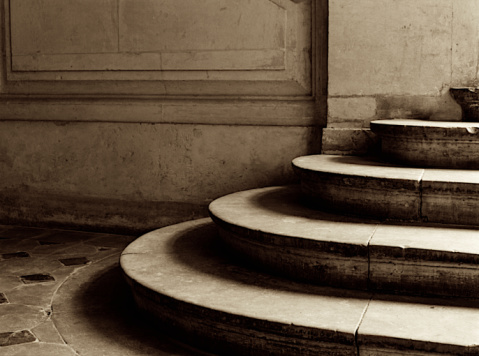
left=370, top=119, right=479, bottom=168
left=121, top=218, right=479, bottom=355
left=292, top=154, right=479, bottom=226
left=209, top=186, right=479, bottom=298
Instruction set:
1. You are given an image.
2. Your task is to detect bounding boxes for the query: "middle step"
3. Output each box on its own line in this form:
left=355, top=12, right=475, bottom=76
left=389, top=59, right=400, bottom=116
left=209, top=186, right=479, bottom=298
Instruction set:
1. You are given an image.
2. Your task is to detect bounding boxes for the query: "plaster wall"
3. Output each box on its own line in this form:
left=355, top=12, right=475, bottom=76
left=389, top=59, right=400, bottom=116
left=0, top=0, right=325, bottom=232
left=324, top=0, right=479, bottom=154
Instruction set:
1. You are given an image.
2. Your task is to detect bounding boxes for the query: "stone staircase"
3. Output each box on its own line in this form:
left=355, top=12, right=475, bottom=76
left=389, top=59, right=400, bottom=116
left=121, top=119, right=479, bottom=355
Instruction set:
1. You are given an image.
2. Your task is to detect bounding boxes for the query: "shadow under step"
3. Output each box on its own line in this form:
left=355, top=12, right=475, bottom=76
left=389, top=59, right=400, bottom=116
left=121, top=218, right=479, bottom=356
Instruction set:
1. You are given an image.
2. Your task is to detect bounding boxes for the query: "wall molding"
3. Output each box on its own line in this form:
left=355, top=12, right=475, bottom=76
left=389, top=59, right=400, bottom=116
left=1, top=0, right=321, bottom=98
left=0, top=95, right=319, bottom=126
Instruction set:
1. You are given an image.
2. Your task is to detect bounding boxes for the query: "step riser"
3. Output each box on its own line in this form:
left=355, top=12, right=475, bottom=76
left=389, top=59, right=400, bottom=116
left=216, top=225, right=370, bottom=291
left=125, top=278, right=357, bottom=356
left=293, top=155, right=479, bottom=226
left=218, top=226, right=479, bottom=299
left=381, top=138, right=479, bottom=169
left=299, top=176, right=421, bottom=221
left=371, top=119, right=479, bottom=169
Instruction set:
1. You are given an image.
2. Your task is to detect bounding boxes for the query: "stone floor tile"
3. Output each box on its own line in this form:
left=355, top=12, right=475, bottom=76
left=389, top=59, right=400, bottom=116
left=53, top=255, right=213, bottom=356
left=59, top=257, right=90, bottom=266
left=1, top=342, right=78, bottom=356
left=35, top=230, right=105, bottom=244
left=0, top=276, right=23, bottom=292
left=20, top=273, right=55, bottom=284
left=0, top=330, right=36, bottom=347
left=31, top=320, right=65, bottom=344
left=0, top=227, right=48, bottom=239
left=0, top=224, right=210, bottom=355
left=0, top=238, right=39, bottom=254
left=49, top=243, right=99, bottom=257
left=6, top=282, right=59, bottom=309
left=1, top=252, right=30, bottom=260
left=0, top=256, right=64, bottom=276
left=0, top=293, right=8, bottom=304
left=29, top=243, right=74, bottom=256
left=53, top=256, right=124, bottom=314
left=85, top=234, right=137, bottom=249
left=0, top=304, right=47, bottom=333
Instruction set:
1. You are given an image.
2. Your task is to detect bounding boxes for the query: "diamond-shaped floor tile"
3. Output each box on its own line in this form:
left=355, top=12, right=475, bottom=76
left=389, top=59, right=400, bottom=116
left=20, top=274, right=55, bottom=284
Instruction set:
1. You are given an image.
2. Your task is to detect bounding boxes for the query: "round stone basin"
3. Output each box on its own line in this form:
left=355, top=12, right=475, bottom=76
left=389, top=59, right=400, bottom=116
left=450, top=88, right=479, bottom=122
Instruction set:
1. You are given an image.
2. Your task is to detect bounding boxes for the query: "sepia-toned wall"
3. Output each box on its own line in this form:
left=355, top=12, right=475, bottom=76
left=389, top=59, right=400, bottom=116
left=0, top=0, right=326, bottom=232
left=324, top=0, right=479, bottom=154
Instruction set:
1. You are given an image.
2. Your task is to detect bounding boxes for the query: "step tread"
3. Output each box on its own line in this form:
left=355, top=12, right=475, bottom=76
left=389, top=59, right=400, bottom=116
left=209, top=186, right=479, bottom=298
left=371, top=119, right=479, bottom=129
left=293, top=155, right=479, bottom=184
left=209, top=185, right=378, bottom=246
left=209, top=186, right=479, bottom=260
left=292, top=155, right=425, bottom=181
left=121, top=219, right=479, bottom=355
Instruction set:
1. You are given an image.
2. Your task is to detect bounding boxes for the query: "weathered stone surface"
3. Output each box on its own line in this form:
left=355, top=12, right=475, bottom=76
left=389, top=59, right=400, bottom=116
left=0, top=330, right=36, bottom=347
left=0, top=304, right=47, bottom=333
left=328, top=97, right=378, bottom=128
left=358, top=296, right=479, bottom=355
left=422, top=169, right=479, bottom=226
left=31, top=320, right=65, bottom=344
left=376, top=94, right=462, bottom=122
left=20, top=274, right=55, bottom=284
left=451, top=0, right=479, bottom=87
left=121, top=218, right=479, bottom=355
left=329, top=0, right=452, bottom=97
left=0, top=293, right=8, bottom=304
left=0, top=121, right=319, bottom=232
left=209, top=186, right=375, bottom=290
left=369, top=223, right=479, bottom=297
left=371, top=119, right=479, bottom=168
left=292, top=155, right=423, bottom=220
left=120, top=0, right=284, bottom=53
left=293, top=154, right=479, bottom=226
left=10, top=0, right=118, bottom=56
left=321, top=128, right=379, bottom=155
left=0, top=343, right=78, bottom=356
left=121, top=219, right=369, bottom=355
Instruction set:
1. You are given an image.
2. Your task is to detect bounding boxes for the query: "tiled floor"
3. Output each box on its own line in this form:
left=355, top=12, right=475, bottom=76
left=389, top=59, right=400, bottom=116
left=0, top=225, right=210, bottom=356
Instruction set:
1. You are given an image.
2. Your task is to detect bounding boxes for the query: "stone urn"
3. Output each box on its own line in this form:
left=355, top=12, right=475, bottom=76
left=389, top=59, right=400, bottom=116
left=450, top=87, right=479, bottom=122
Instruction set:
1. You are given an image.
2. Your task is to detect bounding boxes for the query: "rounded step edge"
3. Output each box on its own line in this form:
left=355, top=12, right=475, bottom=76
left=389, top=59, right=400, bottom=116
left=291, top=154, right=424, bottom=221
left=371, top=119, right=479, bottom=169
left=120, top=218, right=479, bottom=355
left=208, top=185, right=375, bottom=291
left=120, top=218, right=369, bottom=356
left=291, top=154, right=479, bottom=227
left=209, top=186, right=479, bottom=299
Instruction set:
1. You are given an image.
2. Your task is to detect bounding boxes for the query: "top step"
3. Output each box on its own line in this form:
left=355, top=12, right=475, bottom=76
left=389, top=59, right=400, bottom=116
left=292, top=154, right=479, bottom=226
left=371, top=119, right=479, bottom=169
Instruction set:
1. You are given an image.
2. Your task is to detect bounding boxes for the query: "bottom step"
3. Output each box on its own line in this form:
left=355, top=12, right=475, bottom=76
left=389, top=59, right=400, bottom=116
left=120, top=219, right=479, bottom=356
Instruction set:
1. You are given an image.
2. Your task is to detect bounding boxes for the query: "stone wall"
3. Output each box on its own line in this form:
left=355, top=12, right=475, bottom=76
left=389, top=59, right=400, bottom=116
left=323, top=0, right=479, bottom=155
left=0, top=0, right=326, bottom=232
